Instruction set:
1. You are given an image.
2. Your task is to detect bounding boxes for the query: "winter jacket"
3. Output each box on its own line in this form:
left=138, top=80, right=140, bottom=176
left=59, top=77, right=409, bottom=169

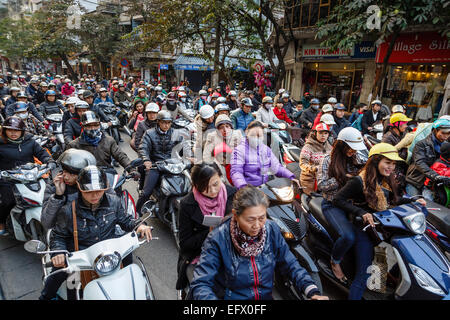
left=94, top=96, right=114, bottom=105
left=202, top=129, right=243, bottom=163
left=68, top=133, right=131, bottom=169
left=190, top=218, right=320, bottom=300
left=425, top=157, right=450, bottom=186
left=299, top=134, right=332, bottom=195
left=33, top=90, right=46, bottom=106
left=50, top=193, right=138, bottom=253
left=299, top=106, right=319, bottom=129
left=255, top=106, right=278, bottom=124
left=139, top=127, right=190, bottom=163
left=194, top=97, right=208, bottom=111
left=134, top=118, right=157, bottom=150
left=230, top=139, right=295, bottom=189
left=63, top=116, right=82, bottom=146
left=230, top=109, right=255, bottom=132
left=382, top=128, right=407, bottom=160
left=162, top=104, right=194, bottom=122
left=39, top=100, right=64, bottom=117
left=282, top=100, right=295, bottom=117
left=0, top=133, right=52, bottom=171
left=406, top=133, right=441, bottom=189
left=193, top=114, right=216, bottom=153
left=113, top=90, right=132, bottom=105
left=361, top=110, right=383, bottom=135
left=25, top=84, right=37, bottom=100
left=61, top=84, right=75, bottom=97
left=5, top=101, right=45, bottom=122
left=179, top=185, right=237, bottom=260
left=0, top=86, right=9, bottom=98
left=332, top=115, right=350, bottom=137
left=273, top=106, right=293, bottom=124
left=41, top=183, right=79, bottom=229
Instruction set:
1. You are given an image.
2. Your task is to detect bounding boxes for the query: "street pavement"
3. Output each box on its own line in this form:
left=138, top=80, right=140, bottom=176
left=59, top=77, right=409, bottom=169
left=0, top=131, right=345, bottom=300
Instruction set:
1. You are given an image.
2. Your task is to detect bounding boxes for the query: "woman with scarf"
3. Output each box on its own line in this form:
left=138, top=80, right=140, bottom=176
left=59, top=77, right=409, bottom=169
left=189, top=186, right=328, bottom=300
left=127, top=100, right=146, bottom=133
left=176, top=162, right=237, bottom=294
left=332, top=143, right=426, bottom=300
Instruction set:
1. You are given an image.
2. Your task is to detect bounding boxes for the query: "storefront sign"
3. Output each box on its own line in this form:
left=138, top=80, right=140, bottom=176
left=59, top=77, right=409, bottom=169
left=160, top=64, right=169, bottom=70
left=353, top=42, right=377, bottom=59
left=302, top=44, right=354, bottom=59
left=376, top=32, right=450, bottom=64
left=174, top=64, right=214, bottom=71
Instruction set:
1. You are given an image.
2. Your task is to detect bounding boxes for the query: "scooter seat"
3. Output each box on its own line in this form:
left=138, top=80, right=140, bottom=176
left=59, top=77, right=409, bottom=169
left=427, top=202, right=450, bottom=239
left=308, top=196, right=339, bottom=241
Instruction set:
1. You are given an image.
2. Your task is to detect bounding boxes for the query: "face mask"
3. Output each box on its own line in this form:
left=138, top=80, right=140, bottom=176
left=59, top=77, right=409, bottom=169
left=264, top=103, right=272, bottom=110
left=17, top=112, right=28, bottom=119
left=84, top=128, right=102, bottom=139
left=201, top=96, right=207, bottom=100
left=248, top=136, right=263, bottom=149
left=311, top=104, right=319, bottom=110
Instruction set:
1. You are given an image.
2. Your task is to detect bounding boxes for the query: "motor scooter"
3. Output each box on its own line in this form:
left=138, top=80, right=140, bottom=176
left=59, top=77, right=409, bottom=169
left=98, top=102, right=121, bottom=145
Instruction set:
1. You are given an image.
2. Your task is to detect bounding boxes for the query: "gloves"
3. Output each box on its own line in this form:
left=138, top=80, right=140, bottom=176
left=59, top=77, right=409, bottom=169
left=435, top=175, right=450, bottom=186
left=130, top=171, right=141, bottom=181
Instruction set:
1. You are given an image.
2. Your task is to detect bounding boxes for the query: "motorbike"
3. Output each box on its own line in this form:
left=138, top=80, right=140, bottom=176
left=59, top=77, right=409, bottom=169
left=140, top=158, right=192, bottom=250
left=425, top=200, right=450, bottom=261
left=98, top=102, right=121, bottom=145
left=117, top=101, right=133, bottom=137
left=300, top=193, right=450, bottom=300
left=364, top=122, right=384, bottom=149
left=0, top=163, right=51, bottom=243
left=259, top=177, right=322, bottom=299
left=45, top=113, right=65, bottom=153
left=23, top=216, right=157, bottom=300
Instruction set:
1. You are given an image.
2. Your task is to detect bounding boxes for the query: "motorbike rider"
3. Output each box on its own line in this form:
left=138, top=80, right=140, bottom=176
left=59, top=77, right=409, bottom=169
left=361, top=100, right=383, bottom=135
left=226, top=90, right=238, bottom=110
left=202, top=114, right=242, bottom=164
left=281, top=92, right=295, bottom=117
left=5, top=86, right=21, bottom=107
left=40, top=165, right=152, bottom=300
left=25, top=78, right=39, bottom=101
left=162, top=92, right=194, bottom=122
left=61, top=79, right=75, bottom=97
left=230, top=97, right=255, bottom=132
left=5, top=90, right=46, bottom=123
left=132, top=102, right=159, bottom=152
left=13, top=102, right=50, bottom=137
left=133, top=88, right=149, bottom=105
left=178, top=91, right=190, bottom=110
left=301, top=92, right=311, bottom=110
left=319, top=113, right=337, bottom=145
left=313, top=103, right=334, bottom=129
left=405, top=118, right=450, bottom=200
left=424, top=141, right=450, bottom=205
left=136, top=110, right=192, bottom=214
left=94, top=87, right=114, bottom=105
left=273, top=99, right=296, bottom=125
left=64, top=100, right=89, bottom=145
left=189, top=185, right=328, bottom=300
left=195, top=90, right=209, bottom=111
left=0, top=116, right=56, bottom=235
left=230, top=121, right=300, bottom=189
left=0, top=78, right=9, bottom=98
left=41, top=149, right=97, bottom=230
left=299, top=98, right=320, bottom=129
left=349, top=103, right=368, bottom=125
left=62, top=97, right=79, bottom=130
left=113, top=83, right=132, bottom=105
left=255, top=96, right=278, bottom=126
left=299, top=123, right=332, bottom=195
left=332, top=143, right=426, bottom=300
left=82, top=90, right=111, bottom=126
left=128, top=100, right=146, bottom=133
left=39, top=90, right=64, bottom=117
left=177, top=162, right=237, bottom=294
left=382, top=113, right=413, bottom=160
left=317, top=127, right=366, bottom=286
left=332, top=103, right=350, bottom=136
left=214, top=103, right=231, bottom=118
left=33, top=82, right=48, bottom=106
left=194, top=104, right=216, bottom=154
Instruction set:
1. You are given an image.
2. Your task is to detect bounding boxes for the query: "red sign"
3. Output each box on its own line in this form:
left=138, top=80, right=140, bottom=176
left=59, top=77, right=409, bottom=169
left=376, top=32, right=450, bottom=64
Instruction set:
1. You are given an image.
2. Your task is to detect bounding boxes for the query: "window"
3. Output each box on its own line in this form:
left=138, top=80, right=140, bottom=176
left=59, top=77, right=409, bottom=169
left=284, top=0, right=341, bottom=30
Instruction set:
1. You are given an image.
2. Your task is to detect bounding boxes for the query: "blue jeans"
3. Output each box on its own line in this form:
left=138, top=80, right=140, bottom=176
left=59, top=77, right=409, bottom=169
left=321, top=200, right=374, bottom=300
left=405, top=183, right=434, bottom=202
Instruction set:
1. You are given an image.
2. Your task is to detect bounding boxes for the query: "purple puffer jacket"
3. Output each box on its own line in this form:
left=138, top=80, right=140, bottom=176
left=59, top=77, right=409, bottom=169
left=230, top=139, right=295, bottom=189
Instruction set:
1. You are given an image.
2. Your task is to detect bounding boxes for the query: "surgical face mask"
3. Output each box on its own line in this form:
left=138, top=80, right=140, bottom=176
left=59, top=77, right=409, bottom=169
left=201, top=95, right=207, bottom=100
left=84, top=128, right=102, bottom=139
left=311, top=104, right=319, bottom=110
left=264, top=103, right=272, bottom=110
left=248, top=136, right=264, bottom=149
left=16, top=112, right=28, bottom=120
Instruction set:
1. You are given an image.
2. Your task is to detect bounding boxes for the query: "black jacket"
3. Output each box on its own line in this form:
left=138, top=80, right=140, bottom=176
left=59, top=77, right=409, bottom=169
left=50, top=193, right=138, bottom=253
left=5, top=101, right=45, bottom=122
left=33, top=89, right=46, bottom=106
left=0, top=132, right=52, bottom=171
left=332, top=115, right=350, bottom=137
left=39, top=100, right=64, bottom=117
left=299, top=106, right=319, bottom=128
left=179, top=185, right=237, bottom=259
left=135, top=119, right=157, bottom=150
left=139, top=127, right=189, bottom=163
left=63, top=116, right=82, bottom=146
left=382, top=128, right=407, bottom=160
left=361, top=110, right=383, bottom=135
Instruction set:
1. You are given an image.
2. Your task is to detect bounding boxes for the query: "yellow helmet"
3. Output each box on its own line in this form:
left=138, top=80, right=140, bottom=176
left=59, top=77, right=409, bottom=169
left=390, top=113, right=412, bottom=124
left=369, top=143, right=404, bottom=161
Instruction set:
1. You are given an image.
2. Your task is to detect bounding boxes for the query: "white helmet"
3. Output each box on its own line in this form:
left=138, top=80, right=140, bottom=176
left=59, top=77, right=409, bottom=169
left=327, top=97, right=337, bottom=104
left=440, top=115, right=450, bottom=121
left=320, top=113, right=336, bottom=125
left=337, top=127, right=366, bottom=151
left=217, top=96, right=226, bottom=104
left=199, top=105, right=215, bottom=119
left=178, top=86, right=186, bottom=92
left=278, top=88, right=286, bottom=95
left=155, top=86, right=162, bottom=92
left=391, top=105, right=405, bottom=113
left=65, top=97, right=79, bottom=105
left=75, top=100, right=89, bottom=109
left=199, top=89, right=208, bottom=96
left=215, top=103, right=230, bottom=113
left=281, top=92, right=290, bottom=99
left=77, top=89, right=85, bottom=96
left=322, top=104, right=334, bottom=113
left=371, top=99, right=382, bottom=105
left=178, top=91, right=187, bottom=98
left=145, top=102, right=160, bottom=113
left=229, top=90, right=237, bottom=97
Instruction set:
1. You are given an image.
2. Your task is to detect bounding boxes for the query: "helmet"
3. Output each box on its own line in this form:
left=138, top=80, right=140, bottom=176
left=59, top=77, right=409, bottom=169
left=215, top=103, right=230, bottom=113
left=320, top=113, right=336, bottom=125
left=310, top=98, right=320, bottom=104
left=65, top=97, right=79, bottom=106
left=58, top=149, right=97, bottom=175
left=212, top=92, right=220, bottom=98
left=322, top=104, right=333, bottom=113
left=2, top=116, right=26, bottom=131
left=30, top=78, right=39, bottom=84
left=155, top=86, right=162, bottom=92
left=40, top=82, right=48, bottom=87
left=215, top=114, right=232, bottom=128
left=0, top=79, right=4, bottom=84
left=77, top=166, right=108, bottom=192
left=178, top=86, right=186, bottom=92
left=10, top=87, right=21, bottom=93
left=228, top=90, right=237, bottom=97
left=137, top=88, right=146, bottom=94
left=17, top=91, right=27, bottom=98
left=334, top=103, right=346, bottom=110
left=432, top=119, right=450, bottom=132
left=314, top=123, right=330, bottom=132
left=156, top=95, right=166, bottom=104
left=281, top=92, right=290, bottom=99
left=119, top=83, right=125, bottom=88
left=371, top=99, right=382, bottom=106
left=327, top=97, right=337, bottom=104
left=81, top=111, right=100, bottom=125
left=77, top=89, right=85, bottom=96
left=178, top=91, right=187, bottom=98
left=167, top=92, right=176, bottom=100
left=14, top=102, right=28, bottom=113
left=75, top=100, right=89, bottom=109
left=278, top=88, right=286, bottom=94
left=241, top=97, right=253, bottom=106
left=262, top=96, right=273, bottom=104
left=392, top=105, right=405, bottom=113
left=369, top=143, right=404, bottom=161
left=75, top=84, right=82, bottom=89
left=157, top=110, right=172, bottom=121
left=337, top=127, right=366, bottom=151
left=99, top=87, right=107, bottom=92
left=199, top=90, right=208, bottom=96
left=439, top=115, right=450, bottom=121
left=45, top=90, right=56, bottom=96
left=199, top=105, right=215, bottom=119
left=145, top=102, right=159, bottom=113
left=217, top=96, right=226, bottom=104
left=83, top=90, right=94, bottom=99
left=390, top=113, right=412, bottom=124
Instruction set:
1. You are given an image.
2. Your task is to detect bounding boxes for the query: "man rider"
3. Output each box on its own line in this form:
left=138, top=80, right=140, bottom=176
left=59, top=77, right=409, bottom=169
left=13, top=102, right=50, bottom=137
left=94, top=87, right=114, bottom=105
left=194, top=90, right=209, bottom=111
left=299, top=98, right=320, bottom=129
left=64, top=100, right=89, bottom=145
left=5, top=90, right=46, bottom=123
left=113, top=83, right=132, bottom=105
left=39, top=90, right=65, bottom=117
left=162, top=92, right=194, bottom=121
left=33, top=81, right=48, bottom=106
left=230, top=97, right=255, bottom=132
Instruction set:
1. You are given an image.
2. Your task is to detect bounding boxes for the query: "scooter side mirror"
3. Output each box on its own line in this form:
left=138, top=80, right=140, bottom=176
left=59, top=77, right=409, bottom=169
left=24, top=240, right=46, bottom=253
left=140, top=200, right=156, bottom=219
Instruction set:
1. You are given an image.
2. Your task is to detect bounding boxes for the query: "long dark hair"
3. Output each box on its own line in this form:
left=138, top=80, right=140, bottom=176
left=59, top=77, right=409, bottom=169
left=329, top=140, right=358, bottom=187
left=190, top=162, right=222, bottom=193
left=361, top=155, right=400, bottom=209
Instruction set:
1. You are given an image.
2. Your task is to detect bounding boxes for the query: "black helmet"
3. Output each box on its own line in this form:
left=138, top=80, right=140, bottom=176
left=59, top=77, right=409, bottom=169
left=241, top=97, right=253, bottom=107
left=58, top=149, right=97, bottom=174
left=2, top=116, right=26, bottom=131
left=17, top=91, right=27, bottom=99
left=83, top=90, right=94, bottom=99
left=157, top=110, right=172, bottom=121
left=77, top=165, right=108, bottom=191
left=81, top=110, right=100, bottom=126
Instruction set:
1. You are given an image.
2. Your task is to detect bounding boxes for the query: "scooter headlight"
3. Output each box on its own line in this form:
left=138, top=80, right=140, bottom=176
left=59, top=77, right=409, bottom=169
left=409, top=263, right=445, bottom=296
left=402, top=212, right=426, bottom=235
left=271, top=186, right=294, bottom=202
left=94, top=252, right=122, bottom=276
left=166, top=163, right=185, bottom=174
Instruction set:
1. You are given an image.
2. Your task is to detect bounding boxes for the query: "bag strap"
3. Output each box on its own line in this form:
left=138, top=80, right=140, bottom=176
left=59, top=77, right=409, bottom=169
left=72, top=200, right=79, bottom=252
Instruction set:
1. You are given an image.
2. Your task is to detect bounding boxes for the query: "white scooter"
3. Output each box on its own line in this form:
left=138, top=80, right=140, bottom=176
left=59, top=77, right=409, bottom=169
left=24, top=218, right=157, bottom=300
left=0, top=163, right=50, bottom=243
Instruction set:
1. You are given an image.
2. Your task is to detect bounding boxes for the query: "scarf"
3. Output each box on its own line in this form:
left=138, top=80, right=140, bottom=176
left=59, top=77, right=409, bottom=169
left=134, top=113, right=145, bottom=131
left=7, top=136, right=24, bottom=144
left=81, top=130, right=102, bottom=147
left=359, top=169, right=392, bottom=212
left=193, top=183, right=227, bottom=217
left=230, top=215, right=266, bottom=257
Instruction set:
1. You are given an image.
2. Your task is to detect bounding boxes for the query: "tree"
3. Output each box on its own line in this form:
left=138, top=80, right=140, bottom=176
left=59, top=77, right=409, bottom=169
left=316, top=0, right=450, bottom=98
